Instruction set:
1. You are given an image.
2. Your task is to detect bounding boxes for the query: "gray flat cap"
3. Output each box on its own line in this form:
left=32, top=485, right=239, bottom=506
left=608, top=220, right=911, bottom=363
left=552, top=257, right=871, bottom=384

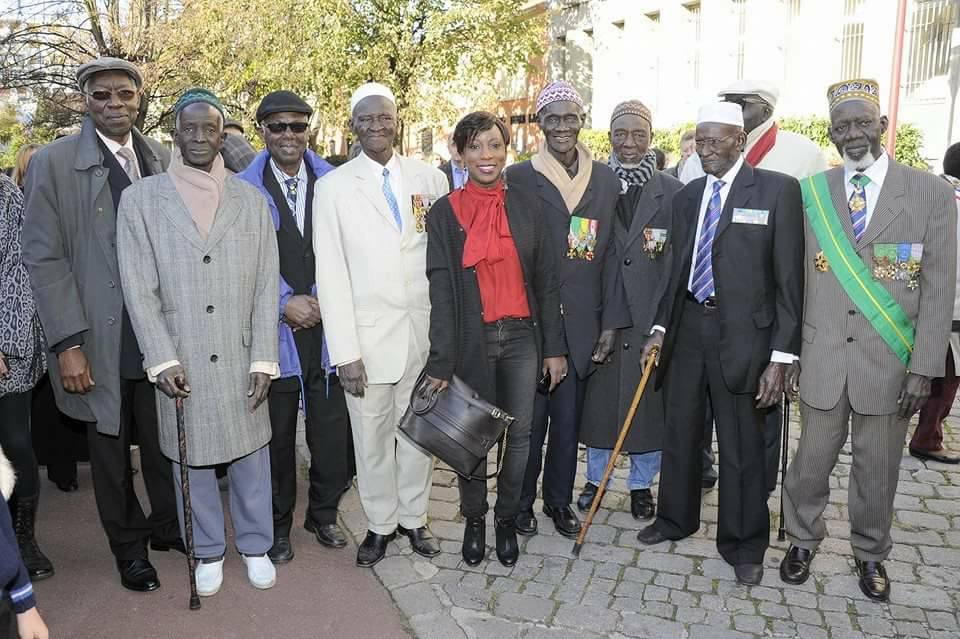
left=76, top=57, right=144, bottom=90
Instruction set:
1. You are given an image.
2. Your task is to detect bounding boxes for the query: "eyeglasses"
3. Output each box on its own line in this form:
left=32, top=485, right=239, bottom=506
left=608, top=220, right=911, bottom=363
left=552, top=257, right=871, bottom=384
left=695, top=134, right=738, bottom=151
left=85, top=89, right=139, bottom=103
left=263, top=121, right=309, bottom=134
left=355, top=114, right=395, bottom=126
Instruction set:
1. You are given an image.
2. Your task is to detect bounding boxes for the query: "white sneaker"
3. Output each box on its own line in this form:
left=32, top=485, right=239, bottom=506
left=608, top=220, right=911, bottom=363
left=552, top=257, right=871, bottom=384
left=196, top=558, right=224, bottom=597
left=242, top=554, right=276, bottom=590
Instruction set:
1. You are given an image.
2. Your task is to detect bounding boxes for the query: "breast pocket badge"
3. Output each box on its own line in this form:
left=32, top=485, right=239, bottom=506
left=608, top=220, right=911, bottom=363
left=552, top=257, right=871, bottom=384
left=567, top=216, right=599, bottom=261
left=411, top=194, right=440, bottom=233
left=641, top=227, right=668, bottom=259
left=873, top=242, right=922, bottom=290
left=731, top=208, right=769, bottom=225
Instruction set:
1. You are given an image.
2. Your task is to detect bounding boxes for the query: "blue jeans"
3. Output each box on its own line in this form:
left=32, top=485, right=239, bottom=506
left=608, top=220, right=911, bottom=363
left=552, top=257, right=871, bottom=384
left=586, top=447, right=662, bottom=491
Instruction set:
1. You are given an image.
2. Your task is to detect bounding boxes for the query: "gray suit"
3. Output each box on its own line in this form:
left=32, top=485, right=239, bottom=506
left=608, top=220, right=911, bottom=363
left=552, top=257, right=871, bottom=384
left=785, top=159, right=957, bottom=561
left=117, top=175, right=279, bottom=466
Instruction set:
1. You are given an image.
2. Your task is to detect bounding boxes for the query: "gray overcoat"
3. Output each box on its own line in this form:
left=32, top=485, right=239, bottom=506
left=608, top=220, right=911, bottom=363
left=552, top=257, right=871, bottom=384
left=117, top=174, right=279, bottom=465
left=581, top=171, right=684, bottom=452
left=21, top=117, right=169, bottom=434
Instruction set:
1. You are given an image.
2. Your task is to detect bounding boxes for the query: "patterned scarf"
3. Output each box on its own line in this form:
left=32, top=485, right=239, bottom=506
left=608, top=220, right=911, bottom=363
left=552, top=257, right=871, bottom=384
left=609, top=150, right=657, bottom=193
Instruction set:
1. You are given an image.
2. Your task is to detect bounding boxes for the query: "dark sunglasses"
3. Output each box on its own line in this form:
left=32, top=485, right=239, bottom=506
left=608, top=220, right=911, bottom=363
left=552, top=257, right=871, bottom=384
left=264, top=122, right=309, bottom=134
left=86, top=89, right=139, bottom=102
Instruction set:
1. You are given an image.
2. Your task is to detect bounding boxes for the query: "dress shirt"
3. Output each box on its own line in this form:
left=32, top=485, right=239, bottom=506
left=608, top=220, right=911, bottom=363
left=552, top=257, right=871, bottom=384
left=843, top=151, right=888, bottom=228
left=452, top=163, right=468, bottom=189
left=96, top=129, right=139, bottom=179
left=362, top=150, right=404, bottom=209
left=270, top=157, right=308, bottom=234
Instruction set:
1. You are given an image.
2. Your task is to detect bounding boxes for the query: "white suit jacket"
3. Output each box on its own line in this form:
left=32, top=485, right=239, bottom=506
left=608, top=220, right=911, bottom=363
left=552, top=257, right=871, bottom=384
left=313, top=153, right=449, bottom=384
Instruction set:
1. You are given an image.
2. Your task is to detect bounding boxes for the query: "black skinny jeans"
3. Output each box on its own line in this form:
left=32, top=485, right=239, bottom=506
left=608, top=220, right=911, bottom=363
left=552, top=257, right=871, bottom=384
left=458, top=319, right=539, bottom=520
left=0, top=390, right=40, bottom=501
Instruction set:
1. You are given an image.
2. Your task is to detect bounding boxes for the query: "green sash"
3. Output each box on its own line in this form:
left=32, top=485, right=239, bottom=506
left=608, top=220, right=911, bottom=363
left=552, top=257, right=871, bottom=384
left=800, top=172, right=915, bottom=366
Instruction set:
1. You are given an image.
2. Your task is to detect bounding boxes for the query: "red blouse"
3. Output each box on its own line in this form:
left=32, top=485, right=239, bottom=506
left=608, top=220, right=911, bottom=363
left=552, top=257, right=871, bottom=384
left=449, top=180, right=531, bottom=322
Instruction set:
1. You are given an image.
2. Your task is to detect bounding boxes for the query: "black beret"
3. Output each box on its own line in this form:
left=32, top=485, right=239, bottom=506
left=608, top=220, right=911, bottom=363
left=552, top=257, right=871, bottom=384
left=256, top=91, right=313, bottom=123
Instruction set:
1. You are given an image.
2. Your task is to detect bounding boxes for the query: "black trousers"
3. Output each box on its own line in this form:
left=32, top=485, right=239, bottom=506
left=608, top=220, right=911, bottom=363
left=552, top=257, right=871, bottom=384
left=0, top=390, right=39, bottom=503
left=520, top=355, right=586, bottom=511
left=459, top=320, right=539, bottom=520
left=655, top=298, right=769, bottom=565
left=87, top=378, right=179, bottom=560
left=703, top=398, right=782, bottom=493
left=30, top=374, right=86, bottom=487
left=267, top=338, right=351, bottom=535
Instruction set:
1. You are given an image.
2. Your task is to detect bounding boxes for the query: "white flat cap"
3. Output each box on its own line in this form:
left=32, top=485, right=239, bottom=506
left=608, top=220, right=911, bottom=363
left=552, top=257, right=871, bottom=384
left=697, top=102, right=744, bottom=127
left=717, top=79, right=780, bottom=107
left=350, top=82, right=396, bottom=113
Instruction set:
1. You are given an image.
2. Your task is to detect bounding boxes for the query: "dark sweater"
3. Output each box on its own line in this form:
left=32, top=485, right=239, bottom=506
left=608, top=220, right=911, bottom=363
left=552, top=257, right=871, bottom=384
left=0, top=500, right=34, bottom=613
left=424, top=182, right=567, bottom=403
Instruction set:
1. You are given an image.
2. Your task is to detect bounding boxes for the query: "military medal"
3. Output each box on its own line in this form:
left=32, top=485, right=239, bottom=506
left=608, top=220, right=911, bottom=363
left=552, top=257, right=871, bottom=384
left=411, top=194, right=439, bottom=234
left=814, top=251, right=829, bottom=272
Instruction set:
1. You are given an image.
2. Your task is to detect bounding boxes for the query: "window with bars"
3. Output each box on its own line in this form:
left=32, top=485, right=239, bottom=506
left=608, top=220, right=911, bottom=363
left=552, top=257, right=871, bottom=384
left=905, top=0, right=956, bottom=96
left=734, top=0, right=748, bottom=80
left=684, top=1, right=702, bottom=89
left=840, top=0, right=865, bottom=79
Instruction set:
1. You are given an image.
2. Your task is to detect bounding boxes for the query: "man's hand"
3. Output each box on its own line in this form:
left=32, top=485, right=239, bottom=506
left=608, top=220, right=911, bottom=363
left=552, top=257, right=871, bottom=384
left=543, top=356, right=568, bottom=392
left=58, top=348, right=95, bottom=394
left=0, top=353, right=8, bottom=379
left=16, top=607, right=48, bottom=639
left=339, top=359, right=368, bottom=398
left=898, top=372, right=932, bottom=419
left=156, top=364, right=190, bottom=399
left=640, top=332, right=664, bottom=368
left=756, top=362, right=786, bottom=409
left=283, top=295, right=322, bottom=330
left=785, top=361, right=801, bottom=403
left=424, top=375, right=449, bottom=393
left=591, top=329, right=617, bottom=364
left=247, top=372, right=271, bottom=412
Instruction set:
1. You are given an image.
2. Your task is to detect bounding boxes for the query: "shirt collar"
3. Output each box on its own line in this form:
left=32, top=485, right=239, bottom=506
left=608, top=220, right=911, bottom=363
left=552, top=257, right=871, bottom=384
left=844, top=151, right=889, bottom=189
left=270, top=157, right=306, bottom=183
left=96, top=129, right=136, bottom=158
left=706, top=155, right=744, bottom=190
left=361, top=150, right=401, bottom=179
left=745, top=118, right=775, bottom=150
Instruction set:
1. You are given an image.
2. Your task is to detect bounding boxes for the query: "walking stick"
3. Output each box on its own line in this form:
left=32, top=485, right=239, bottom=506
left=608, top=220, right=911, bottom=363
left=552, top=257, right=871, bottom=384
left=573, top=347, right=659, bottom=557
left=175, top=397, right=201, bottom=610
left=777, top=394, right=790, bottom=542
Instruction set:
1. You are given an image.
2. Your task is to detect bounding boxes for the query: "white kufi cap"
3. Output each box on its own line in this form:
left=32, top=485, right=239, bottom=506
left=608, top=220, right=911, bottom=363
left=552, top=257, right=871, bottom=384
left=696, top=102, right=744, bottom=127
left=350, top=82, right=396, bottom=113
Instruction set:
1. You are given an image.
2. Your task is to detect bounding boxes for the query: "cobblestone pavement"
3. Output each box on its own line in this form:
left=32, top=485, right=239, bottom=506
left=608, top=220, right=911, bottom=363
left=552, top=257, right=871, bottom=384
left=335, top=405, right=960, bottom=639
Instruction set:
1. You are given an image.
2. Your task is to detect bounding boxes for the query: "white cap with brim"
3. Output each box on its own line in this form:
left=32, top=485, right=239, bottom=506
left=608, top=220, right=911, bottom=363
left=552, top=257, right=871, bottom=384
left=350, top=82, right=396, bottom=113
left=697, top=102, right=744, bottom=127
left=717, top=79, right=779, bottom=107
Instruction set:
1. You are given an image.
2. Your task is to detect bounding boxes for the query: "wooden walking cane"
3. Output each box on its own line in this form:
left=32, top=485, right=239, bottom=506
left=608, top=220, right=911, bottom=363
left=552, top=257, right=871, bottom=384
left=777, top=394, right=790, bottom=542
left=573, top=347, right=659, bottom=557
left=175, top=397, right=201, bottom=610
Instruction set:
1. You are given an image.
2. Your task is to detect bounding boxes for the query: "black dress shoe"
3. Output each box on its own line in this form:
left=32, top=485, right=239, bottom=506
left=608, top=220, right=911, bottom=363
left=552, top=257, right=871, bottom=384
left=702, top=476, right=718, bottom=490
left=630, top=489, right=655, bottom=520
left=577, top=483, right=598, bottom=512
left=150, top=537, right=186, bottom=555
left=543, top=505, right=581, bottom=539
left=462, top=517, right=486, bottom=566
left=779, top=545, right=815, bottom=585
left=734, top=563, right=764, bottom=585
left=53, top=478, right=79, bottom=493
left=397, top=525, right=440, bottom=558
left=636, top=524, right=669, bottom=545
left=117, top=558, right=161, bottom=592
left=494, top=517, right=519, bottom=567
left=856, top=559, right=890, bottom=602
left=515, top=509, right=538, bottom=536
left=356, top=531, right=396, bottom=567
left=268, top=537, right=295, bottom=564
left=305, top=519, right=348, bottom=549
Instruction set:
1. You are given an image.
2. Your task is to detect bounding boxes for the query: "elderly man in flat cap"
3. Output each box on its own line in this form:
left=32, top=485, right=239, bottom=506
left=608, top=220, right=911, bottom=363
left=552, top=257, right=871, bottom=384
left=118, top=88, right=281, bottom=596
left=237, top=91, right=351, bottom=564
left=638, top=102, right=804, bottom=585
left=780, top=79, right=956, bottom=602
left=579, top=99, right=683, bottom=522
left=22, top=56, right=180, bottom=592
left=506, top=80, right=630, bottom=541
left=313, top=82, right=448, bottom=568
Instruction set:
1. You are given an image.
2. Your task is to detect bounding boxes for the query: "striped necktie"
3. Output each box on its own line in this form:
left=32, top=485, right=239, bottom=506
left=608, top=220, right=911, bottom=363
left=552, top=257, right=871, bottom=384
left=382, top=167, right=402, bottom=230
left=284, top=177, right=303, bottom=233
left=849, top=173, right=870, bottom=242
left=117, top=147, right=139, bottom=182
left=691, top=180, right=725, bottom=303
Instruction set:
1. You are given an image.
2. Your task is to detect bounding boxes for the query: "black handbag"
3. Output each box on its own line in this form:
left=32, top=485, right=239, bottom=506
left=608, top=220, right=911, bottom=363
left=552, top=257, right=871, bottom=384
left=399, top=371, right=515, bottom=480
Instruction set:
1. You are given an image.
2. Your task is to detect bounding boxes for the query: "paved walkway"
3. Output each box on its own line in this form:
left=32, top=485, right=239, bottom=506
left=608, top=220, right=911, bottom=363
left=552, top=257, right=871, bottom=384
left=338, top=406, right=960, bottom=639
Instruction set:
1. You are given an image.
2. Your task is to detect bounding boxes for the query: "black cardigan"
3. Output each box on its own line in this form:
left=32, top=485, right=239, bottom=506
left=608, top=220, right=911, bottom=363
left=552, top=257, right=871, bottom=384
left=424, top=182, right=567, bottom=404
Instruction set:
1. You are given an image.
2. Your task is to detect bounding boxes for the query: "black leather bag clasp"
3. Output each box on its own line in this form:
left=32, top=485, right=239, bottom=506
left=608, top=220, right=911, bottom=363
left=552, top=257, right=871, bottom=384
left=399, top=371, right=514, bottom=480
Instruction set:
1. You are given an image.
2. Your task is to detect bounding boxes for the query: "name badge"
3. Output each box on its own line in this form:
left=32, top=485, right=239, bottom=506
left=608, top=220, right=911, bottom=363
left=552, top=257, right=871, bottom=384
left=567, top=215, right=599, bottom=261
left=411, top=194, right=441, bottom=233
left=732, top=208, right=769, bottom=225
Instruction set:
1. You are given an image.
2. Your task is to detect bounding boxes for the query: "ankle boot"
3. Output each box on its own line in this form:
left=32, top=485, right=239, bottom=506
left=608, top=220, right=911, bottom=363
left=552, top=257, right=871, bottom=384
left=14, top=497, right=54, bottom=580
left=462, top=516, right=486, bottom=566
left=495, top=517, right=519, bottom=567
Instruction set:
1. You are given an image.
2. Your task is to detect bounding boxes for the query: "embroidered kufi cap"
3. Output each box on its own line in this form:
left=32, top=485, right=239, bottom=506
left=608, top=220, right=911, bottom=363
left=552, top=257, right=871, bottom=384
left=350, top=82, right=396, bottom=113
left=696, top=102, right=744, bottom=127
left=610, top=100, right=652, bottom=127
left=536, top=80, right=584, bottom=114
left=827, top=78, right=880, bottom=111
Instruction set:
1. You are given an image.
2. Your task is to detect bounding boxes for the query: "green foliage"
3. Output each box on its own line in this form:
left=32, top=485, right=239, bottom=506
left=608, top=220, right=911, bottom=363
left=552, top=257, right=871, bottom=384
left=579, top=129, right=611, bottom=161
left=0, top=106, right=55, bottom=168
left=652, top=122, right=696, bottom=160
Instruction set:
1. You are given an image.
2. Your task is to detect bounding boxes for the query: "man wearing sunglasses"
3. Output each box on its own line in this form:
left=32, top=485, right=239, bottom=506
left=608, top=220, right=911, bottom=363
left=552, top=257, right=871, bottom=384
left=22, top=56, right=180, bottom=592
left=236, top=91, right=351, bottom=564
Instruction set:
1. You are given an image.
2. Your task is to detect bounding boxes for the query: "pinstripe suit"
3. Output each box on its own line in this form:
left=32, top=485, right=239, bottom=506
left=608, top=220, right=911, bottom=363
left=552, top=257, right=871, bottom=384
left=784, top=158, right=957, bottom=561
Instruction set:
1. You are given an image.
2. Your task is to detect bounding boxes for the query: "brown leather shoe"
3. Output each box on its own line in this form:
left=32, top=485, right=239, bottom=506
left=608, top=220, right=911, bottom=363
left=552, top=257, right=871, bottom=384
left=779, top=545, right=815, bottom=585
left=909, top=446, right=960, bottom=464
left=856, top=559, right=891, bottom=602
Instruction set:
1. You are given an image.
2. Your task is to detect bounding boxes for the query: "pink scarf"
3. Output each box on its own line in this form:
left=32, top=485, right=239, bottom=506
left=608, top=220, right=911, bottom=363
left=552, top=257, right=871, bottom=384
left=167, top=148, right=226, bottom=240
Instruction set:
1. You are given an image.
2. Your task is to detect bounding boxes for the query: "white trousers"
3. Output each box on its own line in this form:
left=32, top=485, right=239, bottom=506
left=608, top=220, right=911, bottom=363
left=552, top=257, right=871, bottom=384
left=345, top=331, right=433, bottom=535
